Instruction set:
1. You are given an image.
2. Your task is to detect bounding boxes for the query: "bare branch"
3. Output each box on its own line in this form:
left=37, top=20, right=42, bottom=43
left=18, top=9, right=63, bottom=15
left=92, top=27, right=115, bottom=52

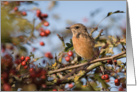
left=48, top=51, right=126, bottom=74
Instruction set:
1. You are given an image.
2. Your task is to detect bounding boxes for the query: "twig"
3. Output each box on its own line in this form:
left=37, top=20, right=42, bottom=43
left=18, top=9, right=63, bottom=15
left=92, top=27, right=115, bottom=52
left=94, top=29, right=104, bottom=40
left=48, top=51, right=126, bottom=74
left=57, top=34, right=65, bottom=47
left=47, top=62, right=103, bottom=86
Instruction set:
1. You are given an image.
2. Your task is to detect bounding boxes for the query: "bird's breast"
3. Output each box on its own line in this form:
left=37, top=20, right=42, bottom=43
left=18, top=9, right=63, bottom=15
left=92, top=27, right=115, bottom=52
left=72, top=35, right=95, bottom=60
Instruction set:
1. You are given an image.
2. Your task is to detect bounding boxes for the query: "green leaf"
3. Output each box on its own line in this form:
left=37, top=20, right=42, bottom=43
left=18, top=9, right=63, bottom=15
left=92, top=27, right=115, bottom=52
left=64, top=39, right=73, bottom=52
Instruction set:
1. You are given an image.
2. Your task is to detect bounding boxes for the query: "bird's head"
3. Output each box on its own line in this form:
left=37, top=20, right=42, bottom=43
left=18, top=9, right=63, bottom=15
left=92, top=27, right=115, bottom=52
left=66, top=23, right=87, bottom=35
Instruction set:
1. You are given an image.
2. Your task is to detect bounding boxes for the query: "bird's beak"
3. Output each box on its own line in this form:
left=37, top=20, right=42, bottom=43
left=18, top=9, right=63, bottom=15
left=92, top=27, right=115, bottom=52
left=66, top=27, right=70, bottom=29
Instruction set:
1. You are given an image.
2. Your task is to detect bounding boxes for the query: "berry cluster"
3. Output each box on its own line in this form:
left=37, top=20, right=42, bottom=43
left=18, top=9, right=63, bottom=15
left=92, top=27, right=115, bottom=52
left=13, top=6, right=27, bottom=16
left=36, top=10, right=51, bottom=46
left=20, top=56, right=30, bottom=69
left=65, top=51, right=73, bottom=62
left=36, top=9, right=48, bottom=21
left=101, top=74, right=109, bottom=82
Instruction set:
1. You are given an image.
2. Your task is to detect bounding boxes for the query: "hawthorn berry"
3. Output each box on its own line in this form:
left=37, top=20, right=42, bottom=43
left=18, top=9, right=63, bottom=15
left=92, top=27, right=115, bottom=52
left=36, top=9, right=41, bottom=17
left=41, top=75, right=46, bottom=79
left=40, top=42, right=45, bottom=46
left=59, top=89, right=64, bottom=91
left=67, top=51, right=73, bottom=57
left=104, top=74, right=109, bottom=80
left=101, top=75, right=106, bottom=80
left=45, top=52, right=53, bottom=59
left=14, top=7, right=18, bottom=11
left=20, top=56, right=25, bottom=61
left=115, top=82, right=120, bottom=86
left=21, top=61, right=26, bottom=66
left=53, top=89, right=57, bottom=91
left=45, top=29, right=50, bottom=36
left=42, top=84, right=47, bottom=88
left=3, top=83, right=11, bottom=91
left=107, top=60, right=112, bottom=64
left=41, top=14, right=48, bottom=18
left=105, top=79, right=110, bottom=82
left=69, top=83, right=73, bottom=88
left=24, top=65, right=28, bottom=69
left=22, top=11, right=27, bottom=16
left=25, top=56, right=30, bottom=61
left=65, top=56, right=70, bottom=62
left=4, top=1, right=9, bottom=5
left=119, top=87, right=124, bottom=91
left=114, top=79, right=120, bottom=84
left=114, top=60, right=117, bottom=64
left=40, top=31, right=46, bottom=37
left=43, top=22, right=49, bottom=26
left=29, top=68, right=34, bottom=72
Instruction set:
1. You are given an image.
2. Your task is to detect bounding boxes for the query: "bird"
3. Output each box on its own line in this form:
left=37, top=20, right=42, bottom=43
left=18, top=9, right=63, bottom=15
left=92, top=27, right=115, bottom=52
left=66, top=23, right=99, bottom=60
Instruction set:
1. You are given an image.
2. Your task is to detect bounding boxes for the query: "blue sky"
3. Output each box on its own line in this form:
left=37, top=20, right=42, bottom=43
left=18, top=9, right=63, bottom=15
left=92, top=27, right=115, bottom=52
left=21, top=1, right=126, bottom=29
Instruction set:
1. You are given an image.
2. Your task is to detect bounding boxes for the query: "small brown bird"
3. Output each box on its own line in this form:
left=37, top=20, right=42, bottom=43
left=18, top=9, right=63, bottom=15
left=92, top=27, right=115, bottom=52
left=66, top=23, right=98, bottom=60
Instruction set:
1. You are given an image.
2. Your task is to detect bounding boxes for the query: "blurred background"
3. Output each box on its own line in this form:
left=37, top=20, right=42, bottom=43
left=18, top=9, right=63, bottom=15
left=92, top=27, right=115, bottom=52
left=1, top=1, right=126, bottom=91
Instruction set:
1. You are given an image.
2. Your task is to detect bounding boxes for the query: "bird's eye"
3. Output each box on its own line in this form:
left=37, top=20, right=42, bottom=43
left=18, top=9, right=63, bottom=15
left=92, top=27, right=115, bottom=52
left=75, top=26, right=79, bottom=29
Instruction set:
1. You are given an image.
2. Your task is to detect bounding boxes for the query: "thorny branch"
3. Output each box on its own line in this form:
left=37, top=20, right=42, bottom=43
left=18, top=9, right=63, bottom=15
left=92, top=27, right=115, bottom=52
left=48, top=51, right=126, bottom=74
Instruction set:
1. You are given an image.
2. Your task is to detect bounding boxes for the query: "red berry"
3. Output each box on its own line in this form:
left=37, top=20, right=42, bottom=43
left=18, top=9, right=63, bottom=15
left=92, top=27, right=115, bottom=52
left=40, top=42, right=45, bottom=46
left=41, top=75, right=46, bottom=79
left=42, top=84, right=47, bottom=88
left=45, top=52, right=53, bottom=59
left=40, top=31, right=46, bottom=37
left=36, top=10, right=41, bottom=17
left=22, top=11, right=27, bottom=16
left=44, top=22, right=49, bottom=26
left=59, top=89, right=64, bottom=91
left=69, top=83, right=73, bottom=88
left=41, top=14, right=48, bottom=18
left=45, top=29, right=51, bottom=36
left=105, top=79, right=110, bottom=82
left=118, top=87, right=124, bottom=91
left=107, top=60, right=112, bottom=64
left=114, top=60, right=117, bottom=64
left=4, top=1, right=9, bottom=5
left=67, top=51, right=73, bottom=56
left=25, top=56, right=30, bottom=61
left=29, top=68, right=34, bottom=72
left=3, top=83, right=11, bottom=91
left=65, top=56, right=70, bottom=62
left=24, top=65, right=28, bottom=69
left=101, top=75, right=106, bottom=80
left=20, top=56, right=25, bottom=61
left=21, top=61, right=26, bottom=66
left=53, top=89, right=57, bottom=91
left=104, top=74, right=109, bottom=80
left=114, top=79, right=120, bottom=84
left=115, top=82, right=120, bottom=86
left=14, top=7, right=18, bottom=11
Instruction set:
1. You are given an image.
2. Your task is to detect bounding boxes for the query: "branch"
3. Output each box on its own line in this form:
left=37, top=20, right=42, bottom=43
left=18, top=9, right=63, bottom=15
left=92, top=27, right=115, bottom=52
left=94, top=29, right=104, bottom=40
left=48, top=51, right=126, bottom=74
left=46, top=62, right=103, bottom=86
